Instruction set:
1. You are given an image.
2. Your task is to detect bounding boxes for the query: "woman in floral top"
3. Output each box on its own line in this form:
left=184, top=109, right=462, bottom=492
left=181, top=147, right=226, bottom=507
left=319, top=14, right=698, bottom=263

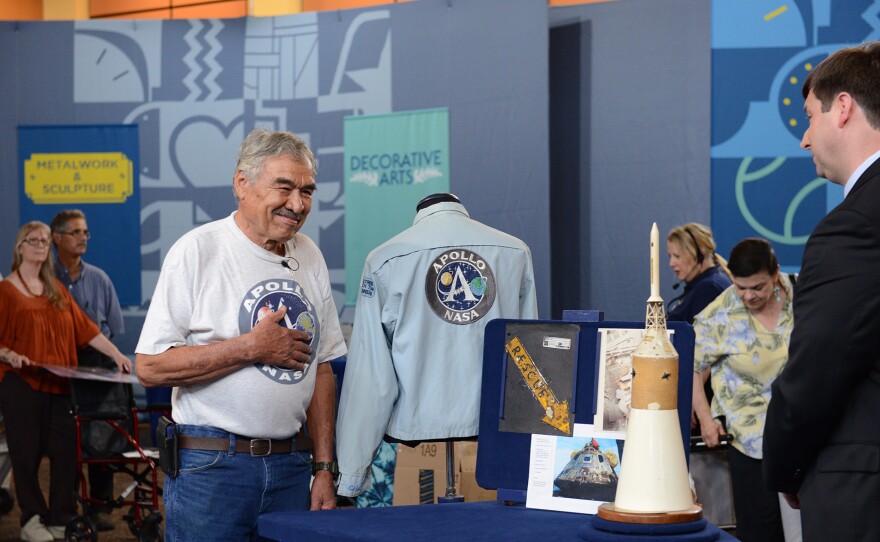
left=692, top=238, right=800, bottom=542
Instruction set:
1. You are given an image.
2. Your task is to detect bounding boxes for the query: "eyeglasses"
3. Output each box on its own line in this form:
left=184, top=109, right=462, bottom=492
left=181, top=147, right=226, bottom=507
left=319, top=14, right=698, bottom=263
left=22, top=238, right=50, bottom=247
left=57, top=229, right=91, bottom=239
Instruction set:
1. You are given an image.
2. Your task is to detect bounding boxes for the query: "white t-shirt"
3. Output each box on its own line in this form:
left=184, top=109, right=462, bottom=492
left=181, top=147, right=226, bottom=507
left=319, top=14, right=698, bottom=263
left=136, top=213, right=347, bottom=439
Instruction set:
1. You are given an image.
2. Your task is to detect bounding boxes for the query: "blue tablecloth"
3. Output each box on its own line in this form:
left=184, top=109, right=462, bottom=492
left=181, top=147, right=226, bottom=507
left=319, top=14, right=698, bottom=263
left=258, top=501, right=739, bottom=541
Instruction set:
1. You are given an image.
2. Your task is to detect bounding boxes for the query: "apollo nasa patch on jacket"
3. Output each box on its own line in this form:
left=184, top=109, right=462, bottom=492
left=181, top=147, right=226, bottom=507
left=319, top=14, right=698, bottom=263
left=238, top=278, right=320, bottom=384
left=425, top=248, right=496, bottom=324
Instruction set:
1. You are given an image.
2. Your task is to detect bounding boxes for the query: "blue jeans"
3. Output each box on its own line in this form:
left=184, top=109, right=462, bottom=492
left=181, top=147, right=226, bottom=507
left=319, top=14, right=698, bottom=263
left=165, top=424, right=312, bottom=542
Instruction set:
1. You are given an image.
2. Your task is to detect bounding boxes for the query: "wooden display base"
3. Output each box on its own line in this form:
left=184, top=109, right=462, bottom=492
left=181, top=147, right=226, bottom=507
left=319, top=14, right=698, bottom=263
left=597, top=503, right=703, bottom=524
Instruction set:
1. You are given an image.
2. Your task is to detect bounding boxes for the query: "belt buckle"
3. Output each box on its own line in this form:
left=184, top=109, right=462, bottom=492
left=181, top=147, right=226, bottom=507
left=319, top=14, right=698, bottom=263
left=250, top=438, right=272, bottom=457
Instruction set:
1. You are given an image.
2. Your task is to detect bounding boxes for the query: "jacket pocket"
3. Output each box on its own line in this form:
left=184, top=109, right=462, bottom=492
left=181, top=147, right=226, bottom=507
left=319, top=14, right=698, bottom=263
left=817, top=443, right=880, bottom=473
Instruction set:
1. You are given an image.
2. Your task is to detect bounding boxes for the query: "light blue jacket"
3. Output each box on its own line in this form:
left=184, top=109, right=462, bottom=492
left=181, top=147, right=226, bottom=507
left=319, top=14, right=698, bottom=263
left=336, top=202, right=538, bottom=496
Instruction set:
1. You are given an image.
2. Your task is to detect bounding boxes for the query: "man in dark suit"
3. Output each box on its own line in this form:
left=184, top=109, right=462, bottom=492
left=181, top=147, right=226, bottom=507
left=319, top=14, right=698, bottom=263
left=764, top=42, right=880, bottom=541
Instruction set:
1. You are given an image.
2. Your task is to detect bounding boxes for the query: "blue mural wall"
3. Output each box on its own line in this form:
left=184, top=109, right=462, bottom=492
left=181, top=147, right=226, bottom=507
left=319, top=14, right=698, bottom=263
left=7, top=0, right=843, bottom=333
left=710, top=0, right=880, bottom=270
left=0, top=0, right=551, bottom=350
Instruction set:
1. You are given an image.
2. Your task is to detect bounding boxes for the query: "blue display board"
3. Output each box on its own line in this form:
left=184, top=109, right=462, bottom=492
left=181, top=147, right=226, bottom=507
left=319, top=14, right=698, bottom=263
left=18, top=125, right=141, bottom=306
left=475, top=318, right=695, bottom=500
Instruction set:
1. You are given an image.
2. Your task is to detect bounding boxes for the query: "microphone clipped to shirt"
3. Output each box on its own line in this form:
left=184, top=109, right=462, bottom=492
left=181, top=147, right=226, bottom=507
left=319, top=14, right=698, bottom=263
left=281, top=257, right=300, bottom=274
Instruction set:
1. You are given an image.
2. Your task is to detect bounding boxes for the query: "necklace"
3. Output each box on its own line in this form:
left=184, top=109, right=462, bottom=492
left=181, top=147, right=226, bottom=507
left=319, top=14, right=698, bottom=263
left=15, top=268, right=41, bottom=297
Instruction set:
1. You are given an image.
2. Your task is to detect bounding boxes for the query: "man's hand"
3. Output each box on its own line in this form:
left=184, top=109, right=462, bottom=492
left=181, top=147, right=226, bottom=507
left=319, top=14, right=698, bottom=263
left=310, top=471, right=337, bottom=510
left=250, top=305, right=313, bottom=371
left=781, top=492, right=800, bottom=509
left=699, top=418, right=726, bottom=448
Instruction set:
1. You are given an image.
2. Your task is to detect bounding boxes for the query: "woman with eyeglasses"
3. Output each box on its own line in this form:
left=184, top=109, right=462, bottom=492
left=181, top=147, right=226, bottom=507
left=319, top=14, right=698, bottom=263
left=0, top=221, right=131, bottom=542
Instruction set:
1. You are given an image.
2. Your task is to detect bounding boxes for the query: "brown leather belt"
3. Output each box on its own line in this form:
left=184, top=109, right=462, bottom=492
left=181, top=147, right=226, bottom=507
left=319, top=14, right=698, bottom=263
left=178, top=433, right=313, bottom=457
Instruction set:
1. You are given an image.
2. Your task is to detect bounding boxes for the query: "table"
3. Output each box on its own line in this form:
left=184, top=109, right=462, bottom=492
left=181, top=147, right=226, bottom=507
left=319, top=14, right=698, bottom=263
left=258, top=501, right=739, bottom=541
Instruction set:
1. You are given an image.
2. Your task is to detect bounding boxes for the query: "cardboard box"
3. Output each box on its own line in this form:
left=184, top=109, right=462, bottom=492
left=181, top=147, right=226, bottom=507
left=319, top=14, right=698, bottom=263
left=395, top=441, right=451, bottom=470
left=459, top=442, right=497, bottom=502
left=392, top=442, right=459, bottom=505
left=392, top=441, right=495, bottom=505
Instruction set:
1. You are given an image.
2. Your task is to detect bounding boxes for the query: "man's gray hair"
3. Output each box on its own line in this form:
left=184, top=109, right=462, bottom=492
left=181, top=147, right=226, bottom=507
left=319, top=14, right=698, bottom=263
left=234, top=128, right=317, bottom=198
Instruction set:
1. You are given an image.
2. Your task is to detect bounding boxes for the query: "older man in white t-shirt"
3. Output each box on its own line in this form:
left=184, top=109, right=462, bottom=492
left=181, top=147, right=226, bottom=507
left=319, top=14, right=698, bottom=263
left=136, top=128, right=346, bottom=541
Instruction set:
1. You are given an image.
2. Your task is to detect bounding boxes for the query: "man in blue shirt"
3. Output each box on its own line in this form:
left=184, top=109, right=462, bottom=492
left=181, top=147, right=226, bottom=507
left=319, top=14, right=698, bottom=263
left=51, top=209, right=125, bottom=531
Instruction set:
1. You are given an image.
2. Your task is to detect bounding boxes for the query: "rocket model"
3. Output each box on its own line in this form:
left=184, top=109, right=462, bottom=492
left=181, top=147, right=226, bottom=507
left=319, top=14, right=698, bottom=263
left=598, top=223, right=701, bottom=523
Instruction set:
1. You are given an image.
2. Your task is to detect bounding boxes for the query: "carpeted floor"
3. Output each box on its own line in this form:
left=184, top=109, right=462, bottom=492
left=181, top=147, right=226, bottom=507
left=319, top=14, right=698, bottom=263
left=0, top=442, right=165, bottom=541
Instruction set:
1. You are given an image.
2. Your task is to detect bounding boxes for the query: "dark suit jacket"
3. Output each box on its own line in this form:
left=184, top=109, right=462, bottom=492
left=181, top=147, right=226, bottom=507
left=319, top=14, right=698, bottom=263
left=764, top=156, right=880, bottom=540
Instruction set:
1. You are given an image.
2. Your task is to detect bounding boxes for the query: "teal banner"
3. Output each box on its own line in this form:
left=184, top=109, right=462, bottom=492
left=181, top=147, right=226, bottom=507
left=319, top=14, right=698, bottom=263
left=344, top=108, right=450, bottom=306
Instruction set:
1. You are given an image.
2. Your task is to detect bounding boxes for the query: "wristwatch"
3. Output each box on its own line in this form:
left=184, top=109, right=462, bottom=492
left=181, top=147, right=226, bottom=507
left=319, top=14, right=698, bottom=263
left=312, top=461, right=339, bottom=479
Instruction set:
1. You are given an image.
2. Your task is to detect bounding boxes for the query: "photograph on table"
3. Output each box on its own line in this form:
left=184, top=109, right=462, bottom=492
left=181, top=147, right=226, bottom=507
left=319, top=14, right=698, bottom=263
left=526, top=425, right=624, bottom=514
left=595, top=328, right=673, bottom=432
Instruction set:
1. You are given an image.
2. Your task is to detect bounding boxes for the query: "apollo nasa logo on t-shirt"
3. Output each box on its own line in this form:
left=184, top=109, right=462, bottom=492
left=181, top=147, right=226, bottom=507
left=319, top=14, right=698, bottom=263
left=425, top=248, right=496, bottom=325
left=238, top=278, right=320, bottom=385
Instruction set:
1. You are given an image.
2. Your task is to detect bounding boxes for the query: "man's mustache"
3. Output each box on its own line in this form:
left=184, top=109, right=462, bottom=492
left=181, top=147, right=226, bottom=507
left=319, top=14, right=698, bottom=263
left=274, top=209, right=303, bottom=221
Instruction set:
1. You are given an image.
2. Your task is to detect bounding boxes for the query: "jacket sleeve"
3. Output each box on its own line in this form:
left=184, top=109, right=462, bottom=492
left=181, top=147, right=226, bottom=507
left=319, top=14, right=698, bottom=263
left=763, top=209, right=880, bottom=492
left=519, top=247, right=539, bottom=319
left=335, top=262, right=400, bottom=497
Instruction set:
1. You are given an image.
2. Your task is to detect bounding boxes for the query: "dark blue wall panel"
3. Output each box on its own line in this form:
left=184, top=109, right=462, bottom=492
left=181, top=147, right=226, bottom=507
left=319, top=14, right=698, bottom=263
left=550, top=0, right=712, bottom=320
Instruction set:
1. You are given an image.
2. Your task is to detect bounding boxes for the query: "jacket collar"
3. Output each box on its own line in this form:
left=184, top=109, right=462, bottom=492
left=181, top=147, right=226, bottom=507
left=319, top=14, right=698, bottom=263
left=413, top=201, right=469, bottom=225
left=847, top=152, right=880, bottom=199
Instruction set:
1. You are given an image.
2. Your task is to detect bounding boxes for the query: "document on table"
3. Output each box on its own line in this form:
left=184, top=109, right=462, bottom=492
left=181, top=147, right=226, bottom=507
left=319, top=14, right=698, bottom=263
left=526, top=424, right=625, bottom=515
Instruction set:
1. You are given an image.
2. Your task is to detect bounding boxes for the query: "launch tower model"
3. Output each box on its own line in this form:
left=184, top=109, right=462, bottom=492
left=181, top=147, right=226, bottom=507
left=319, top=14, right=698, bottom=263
left=597, top=223, right=702, bottom=524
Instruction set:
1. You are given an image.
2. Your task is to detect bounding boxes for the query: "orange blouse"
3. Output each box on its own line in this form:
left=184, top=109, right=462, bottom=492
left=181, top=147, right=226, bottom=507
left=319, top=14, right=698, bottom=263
left=0, top=278, right=100, bottom=394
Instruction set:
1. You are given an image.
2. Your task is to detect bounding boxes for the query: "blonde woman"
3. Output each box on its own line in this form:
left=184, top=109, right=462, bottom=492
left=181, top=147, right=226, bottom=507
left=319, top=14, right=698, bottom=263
left=0, top=221, right=130, bottom=541
left=666, top=223, right=732, bottom=324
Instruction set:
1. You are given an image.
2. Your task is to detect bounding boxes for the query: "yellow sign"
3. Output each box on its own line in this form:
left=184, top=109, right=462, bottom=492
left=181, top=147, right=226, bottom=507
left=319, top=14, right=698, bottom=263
left=505, top=336, right=571, bottom=435
left=24, top=152, right=133, bottom=204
